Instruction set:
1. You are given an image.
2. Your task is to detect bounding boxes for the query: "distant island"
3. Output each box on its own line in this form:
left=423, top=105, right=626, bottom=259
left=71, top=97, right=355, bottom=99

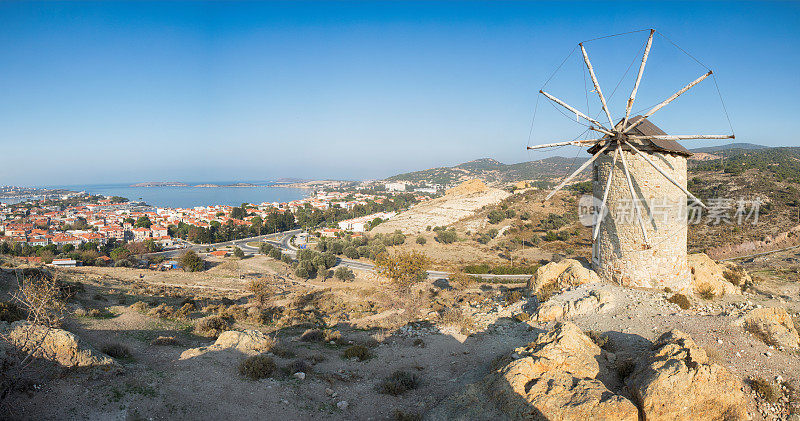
left=194, top=182, right=258, bottom=188
left=130, top=181, right=189, bottom=187
left=130, top=181, right=260, bottom=188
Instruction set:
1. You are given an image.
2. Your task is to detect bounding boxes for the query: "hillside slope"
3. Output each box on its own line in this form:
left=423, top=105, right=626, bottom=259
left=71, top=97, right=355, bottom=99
left=371, top=179, right=510, bottom=235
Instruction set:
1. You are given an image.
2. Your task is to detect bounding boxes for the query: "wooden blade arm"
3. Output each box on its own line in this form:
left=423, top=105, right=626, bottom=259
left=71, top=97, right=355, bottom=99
left=623, top=70, right=713, bottom=134
left=544, top=142, right=610, bottom=202
left=627, top=134, right=735, bottom=141
left=622, top=139, right=708, bottom=209
left=527, top=139, right=602, bottom=150
left=624, top=29, right=655, bottom=129
left=580, top=43, right=615, bottom=128
left=540, top=90, right=610, bottom=131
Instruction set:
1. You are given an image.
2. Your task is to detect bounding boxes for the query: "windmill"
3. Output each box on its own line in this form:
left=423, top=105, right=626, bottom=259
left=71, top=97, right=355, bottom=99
left=527, top=29, right=734, bottom=290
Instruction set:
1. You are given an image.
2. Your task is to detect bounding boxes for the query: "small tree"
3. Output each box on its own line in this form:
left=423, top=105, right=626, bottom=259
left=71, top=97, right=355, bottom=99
left=374, top=250, right=429, bottom=291
left=180, top=250, right=205, bottom=272
left=416, top=236, right=426, bottom=245
left=334, top=266, right=355, bottom=281
left=233, top=247, right=245, bottom=259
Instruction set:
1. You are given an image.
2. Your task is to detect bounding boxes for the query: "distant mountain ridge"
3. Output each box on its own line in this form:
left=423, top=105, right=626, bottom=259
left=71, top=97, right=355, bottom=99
left=385, top=144, right=797, bottom=186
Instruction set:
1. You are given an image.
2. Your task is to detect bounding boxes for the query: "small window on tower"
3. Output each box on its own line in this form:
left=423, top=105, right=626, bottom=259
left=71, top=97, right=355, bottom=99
left=593, top=166, right=599, bottom=181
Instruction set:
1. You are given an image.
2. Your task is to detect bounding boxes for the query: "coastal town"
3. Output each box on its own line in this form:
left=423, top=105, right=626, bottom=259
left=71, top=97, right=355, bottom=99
left=0, top=182, right=435, bottom=266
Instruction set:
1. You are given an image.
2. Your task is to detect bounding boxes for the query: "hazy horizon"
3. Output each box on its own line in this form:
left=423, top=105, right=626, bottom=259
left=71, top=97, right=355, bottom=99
left=2, top=1, right=798, bottom=186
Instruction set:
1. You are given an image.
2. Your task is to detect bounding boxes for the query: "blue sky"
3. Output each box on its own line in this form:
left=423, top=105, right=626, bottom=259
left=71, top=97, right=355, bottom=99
left=1, top=1, right=798, bottom=186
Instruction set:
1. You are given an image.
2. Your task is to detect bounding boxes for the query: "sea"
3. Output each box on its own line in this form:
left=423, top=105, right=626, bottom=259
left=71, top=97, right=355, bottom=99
left=13, top=181, right=312, bottom=209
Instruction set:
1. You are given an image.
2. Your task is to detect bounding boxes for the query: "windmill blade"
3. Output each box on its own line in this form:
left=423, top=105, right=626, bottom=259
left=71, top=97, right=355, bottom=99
left=618, top=146, right=651, bottom=247
left=580, top=43, right=615, bottom=128
left=544, top=142, right=611, bottom=202
left=589, top=126, right=614, bottom=136
left=593, top=145, right=620, bottom=241
left=527, top=138, right=603, bottom=150
left=627, top=134, right=735, bottom=141
left=540, top=90, right=610, bottom=131
left=622, top=139, right=708, bottom=209
left=623, top=70, right=713, bottom=134
left=623, top=29, right=655, bottom=129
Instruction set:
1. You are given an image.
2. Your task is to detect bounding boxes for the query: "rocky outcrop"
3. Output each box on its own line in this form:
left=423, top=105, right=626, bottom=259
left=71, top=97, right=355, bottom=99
left=429, top=324, right=752, bottom=421
left=742, top=307, right=799, bottom=349
left=429, top=322, right=639, bottom=421
left=626, top=329, right=750, bottom=421
left=534, top=286, right=614, bottom=323
left=527, top=259, right=600, bottom=300
left=0, top=321, right=119, bottom=370
left=180, top=329, right=275, bottom=359
left=688, top=253, right=743, bottom=298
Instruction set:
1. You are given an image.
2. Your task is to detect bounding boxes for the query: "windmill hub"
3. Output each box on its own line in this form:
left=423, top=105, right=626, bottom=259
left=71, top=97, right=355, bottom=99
left=528, top=30, right=733, bottom=292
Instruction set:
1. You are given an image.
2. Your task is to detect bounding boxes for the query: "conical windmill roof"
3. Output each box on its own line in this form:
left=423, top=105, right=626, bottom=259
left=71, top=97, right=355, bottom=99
left=588, top=115, right=693, bottom=157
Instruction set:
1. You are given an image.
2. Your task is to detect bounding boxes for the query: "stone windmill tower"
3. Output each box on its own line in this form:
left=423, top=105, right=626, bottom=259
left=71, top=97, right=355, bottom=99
left=527, top=30, right=734, bottom=291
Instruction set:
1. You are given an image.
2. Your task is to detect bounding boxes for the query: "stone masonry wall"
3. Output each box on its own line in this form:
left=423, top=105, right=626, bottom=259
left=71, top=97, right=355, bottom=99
left=592, top=147, right=691, bottom=291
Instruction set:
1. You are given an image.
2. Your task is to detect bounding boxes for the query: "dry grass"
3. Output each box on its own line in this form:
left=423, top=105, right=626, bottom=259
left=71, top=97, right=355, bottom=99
left=503, top=289, right=524, bottom=304
left=238, top=355, right=276, bottom=380
left=129, top=301, right=149, bottom=313
left=147, top=303, right=175, bottom=319
left=377, top=370, right=420, bottom=396
left=150, top=336, right=179, bottom=346
left=513, top=312, right=530, bottom=322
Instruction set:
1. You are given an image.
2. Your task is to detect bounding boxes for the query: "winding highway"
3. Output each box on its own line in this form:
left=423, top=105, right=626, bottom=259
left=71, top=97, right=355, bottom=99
left=153, top=229, right=530, bottom=282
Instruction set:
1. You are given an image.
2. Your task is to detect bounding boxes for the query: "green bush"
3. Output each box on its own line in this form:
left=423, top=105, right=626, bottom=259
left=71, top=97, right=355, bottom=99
left=334, top=266, right=355, bottom=281
left=434, top=229, right=457, bottom=244
left=416, top=236, right=426, bottom=245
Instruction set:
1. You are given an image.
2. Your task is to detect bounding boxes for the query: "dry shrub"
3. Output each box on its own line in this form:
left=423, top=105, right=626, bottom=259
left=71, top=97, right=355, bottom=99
left=723, top=266, right=745, bottom=287
left=393, top=410, right=422, bottom=421
left=300, top=328, right=325, bottom=342
left=438, top=307, right=475, bottom=334
left=284, top=359, right=311, bottom=375
left=238, top=355, right=276, bottom=380
left=412, top=338, right=425, bottom=348
left=377, top=370, right=420, bottom=396
left=147, top=303, right=175, bottom=319
left=449, top=272, right=477, bottom=289
left=324, top=329, right=343, bottom=344
left=194, top=315, right=232, bottom=338
left=174, top=303, right=195, bottom=320
left=202, top=303, right=224, bottom=314
left=536, top=281, right=559, bottom=303
left=220, top=304, right=248, bottom=322
left=248, top=278, right=276, bottom=308
left=615, top=358, right=636, bottom=380
left=503, top=289, right=524, bottom=304
left=750, top=377, right=779, bottom=403
left=667, top=293, right=692, bottom=310
left=342, top=345, right=371, bottom=361
left=101, top=343, right=132, bottom=360
left=130, top=301, right=149, bottom=313
left=10, top=272, right=66, bottom=328
left=270, top=345, right=296, bottom=359
left=150, top=336, right=179, bottom=346
left=697, top=285, right=716, bottom=301
left=513, top=312, right=530, bottom=322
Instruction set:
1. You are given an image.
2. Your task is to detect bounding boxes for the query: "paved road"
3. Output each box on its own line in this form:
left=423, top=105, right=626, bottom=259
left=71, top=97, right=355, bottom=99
left=155, top=229, right=529, bottom=282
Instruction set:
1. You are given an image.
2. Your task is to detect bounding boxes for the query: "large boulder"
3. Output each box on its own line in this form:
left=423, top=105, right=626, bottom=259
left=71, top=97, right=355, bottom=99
left=485, top=322, right=638, bottom=421
left=742, top=307, right=799, bottom=349
left=535, top=286, right=614, bottom=323
left=688, top=253, right=742, bottom=298
left=626, top=329, right=750, bottom=421
left=527, top=259, right=600, bottom=300
left=180, top=329, right=275, bottom=360
left=0, top=321, right=119, bottom=370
